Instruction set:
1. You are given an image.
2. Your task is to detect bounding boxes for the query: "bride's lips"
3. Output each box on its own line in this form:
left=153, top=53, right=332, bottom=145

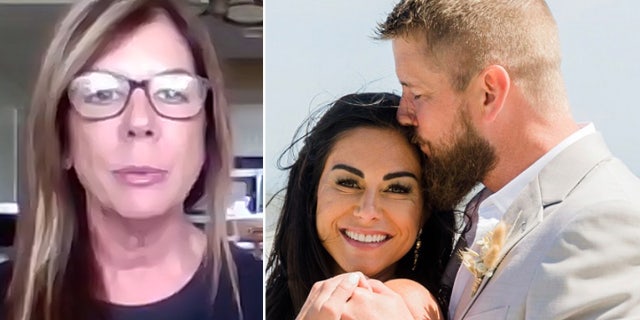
left=112, top=166, right=168, bottom=187
left=340, top=228, right=392, bottom=249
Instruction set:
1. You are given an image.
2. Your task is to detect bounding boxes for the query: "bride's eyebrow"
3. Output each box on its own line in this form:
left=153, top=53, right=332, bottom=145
left=384, top=172, right=418, bottom=181
left=331, top=164, right=418, bottom=182
left=331, top=164, right=363, bottom=178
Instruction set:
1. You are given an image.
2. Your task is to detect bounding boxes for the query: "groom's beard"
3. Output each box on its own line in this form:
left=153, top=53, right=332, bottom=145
left=420, top=110, right=497, bottom=212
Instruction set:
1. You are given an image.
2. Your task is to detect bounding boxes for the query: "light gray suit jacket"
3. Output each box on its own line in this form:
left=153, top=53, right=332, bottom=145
left=452, top=133, right=640, bottom=320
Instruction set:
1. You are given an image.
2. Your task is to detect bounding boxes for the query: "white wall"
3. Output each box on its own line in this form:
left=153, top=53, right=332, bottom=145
left=230, top=103, right=263, bottom=157
left=0, top=77, right=22, bottom=204
left=265, top=0, right=640, bottom=229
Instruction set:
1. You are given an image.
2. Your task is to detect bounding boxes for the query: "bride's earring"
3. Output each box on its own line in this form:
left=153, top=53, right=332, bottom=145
left=412, top=228, right=423, bottom=271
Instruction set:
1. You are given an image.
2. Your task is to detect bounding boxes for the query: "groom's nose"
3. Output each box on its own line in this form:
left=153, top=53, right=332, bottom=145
left=397, top=97, right=418, bottom=126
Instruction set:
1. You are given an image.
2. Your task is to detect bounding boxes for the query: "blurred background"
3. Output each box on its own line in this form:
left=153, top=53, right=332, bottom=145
left=264, top=0, right=640, bottom=256
left=0, top=0, right=263, bottom=261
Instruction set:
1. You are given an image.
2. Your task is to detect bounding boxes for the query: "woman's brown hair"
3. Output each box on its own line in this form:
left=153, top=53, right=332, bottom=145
left=6, top=1, right=238, bottom=319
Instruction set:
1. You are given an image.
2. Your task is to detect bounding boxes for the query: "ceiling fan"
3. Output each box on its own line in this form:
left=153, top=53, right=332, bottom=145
left=198, top=0, right=263, bottom=27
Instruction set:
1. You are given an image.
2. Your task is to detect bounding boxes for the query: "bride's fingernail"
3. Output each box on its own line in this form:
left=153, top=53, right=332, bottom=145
left=348, top=273, right=359, bottom=285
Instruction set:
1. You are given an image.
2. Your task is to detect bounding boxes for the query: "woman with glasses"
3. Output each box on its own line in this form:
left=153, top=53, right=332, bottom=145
left=0, top=1, right=261, bottom=319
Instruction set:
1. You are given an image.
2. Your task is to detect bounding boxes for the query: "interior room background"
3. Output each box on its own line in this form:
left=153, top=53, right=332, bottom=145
left=0, top=0, right=264, bottom=260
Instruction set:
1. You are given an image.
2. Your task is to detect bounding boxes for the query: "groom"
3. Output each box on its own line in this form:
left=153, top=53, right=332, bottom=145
left=378, top=0, right=640, bottom=319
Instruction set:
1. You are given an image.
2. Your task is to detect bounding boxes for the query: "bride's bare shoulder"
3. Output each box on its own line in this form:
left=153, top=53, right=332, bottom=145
left=384, top=278, right=443, bottom=320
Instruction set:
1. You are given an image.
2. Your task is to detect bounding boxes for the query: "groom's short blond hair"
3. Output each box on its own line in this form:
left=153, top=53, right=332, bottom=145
left=378, top=0, right=567, bottom=110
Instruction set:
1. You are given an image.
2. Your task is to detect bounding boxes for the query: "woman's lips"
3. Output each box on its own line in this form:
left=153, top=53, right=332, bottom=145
left=112, top=166, right=168, bottom=187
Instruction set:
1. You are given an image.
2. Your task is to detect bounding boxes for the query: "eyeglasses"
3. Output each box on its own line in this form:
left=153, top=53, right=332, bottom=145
left=67, top=70, right=210, bottom=120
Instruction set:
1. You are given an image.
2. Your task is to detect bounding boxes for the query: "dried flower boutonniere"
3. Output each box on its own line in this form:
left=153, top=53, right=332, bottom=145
left=459, top=221, right=507, bottom=295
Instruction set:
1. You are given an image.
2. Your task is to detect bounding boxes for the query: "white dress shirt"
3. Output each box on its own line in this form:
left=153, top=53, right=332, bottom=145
left=448, top=123, right=596, bottom=318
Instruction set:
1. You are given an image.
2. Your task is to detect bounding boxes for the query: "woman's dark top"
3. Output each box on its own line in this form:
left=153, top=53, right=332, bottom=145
left=0, top=244, right=262, bottom=320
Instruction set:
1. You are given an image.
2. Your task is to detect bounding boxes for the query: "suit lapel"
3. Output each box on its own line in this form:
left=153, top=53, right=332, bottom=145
left=455, top=132, right=613, bottom=319
left=456, top=180, right=544, bottom=319
left=536, top=133, right=612, bottom=210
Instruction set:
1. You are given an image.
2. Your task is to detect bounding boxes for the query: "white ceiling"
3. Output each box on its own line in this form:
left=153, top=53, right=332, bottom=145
left=0, top=2, right=262, bottom=106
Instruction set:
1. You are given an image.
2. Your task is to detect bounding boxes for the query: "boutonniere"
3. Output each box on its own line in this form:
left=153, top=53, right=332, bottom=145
left=459, top=221, right=507, bottom=295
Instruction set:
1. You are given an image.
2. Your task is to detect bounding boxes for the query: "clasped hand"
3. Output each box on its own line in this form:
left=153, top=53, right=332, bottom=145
left=296, top=272, right=416, bottom=320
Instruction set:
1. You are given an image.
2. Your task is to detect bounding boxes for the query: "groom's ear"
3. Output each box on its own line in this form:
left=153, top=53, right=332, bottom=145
left=477, top=64, right=511, bottom=123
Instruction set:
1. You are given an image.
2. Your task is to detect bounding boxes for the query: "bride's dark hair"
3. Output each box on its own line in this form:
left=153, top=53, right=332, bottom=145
left=266, top=92, right=456, bottom=319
